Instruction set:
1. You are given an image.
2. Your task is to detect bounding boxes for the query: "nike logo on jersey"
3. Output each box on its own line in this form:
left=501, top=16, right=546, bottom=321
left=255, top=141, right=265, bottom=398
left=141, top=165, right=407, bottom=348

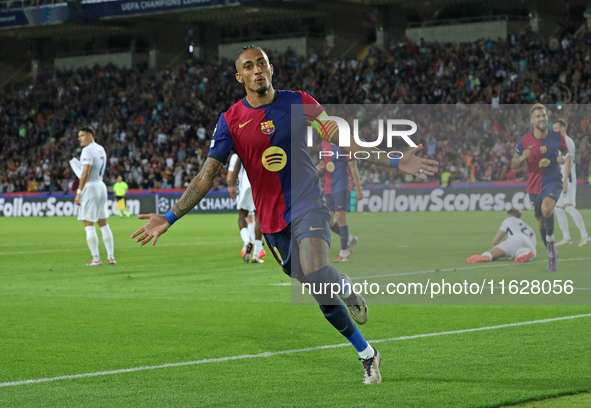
left=238, top=119, right=253, bottom=128
left=309, top=226, right=323, bottom=231
left=528, top=144, right=536, bottom=149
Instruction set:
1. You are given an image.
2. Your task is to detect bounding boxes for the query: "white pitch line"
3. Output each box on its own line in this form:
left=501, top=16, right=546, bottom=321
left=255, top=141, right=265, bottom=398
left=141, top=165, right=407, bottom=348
left=2, top=240, right=236, bottom=256
left=269, top=256, right=591, bottom=286
left=1, top=313, right=590, bottom=388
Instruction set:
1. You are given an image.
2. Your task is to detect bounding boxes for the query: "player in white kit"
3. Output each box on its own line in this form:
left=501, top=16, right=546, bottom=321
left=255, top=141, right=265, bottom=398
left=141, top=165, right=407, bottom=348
left=74, top=126, right=116, bottom=266
left=552, top=119, right=591, bottom=247
left=467, top=208, right=537, bottom=263
left=226, top=153, right=265, bottom=263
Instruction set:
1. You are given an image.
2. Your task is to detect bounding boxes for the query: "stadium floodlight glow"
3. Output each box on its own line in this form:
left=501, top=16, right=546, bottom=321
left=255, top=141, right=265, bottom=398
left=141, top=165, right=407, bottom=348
left=189, top=44, right=194, bottom=54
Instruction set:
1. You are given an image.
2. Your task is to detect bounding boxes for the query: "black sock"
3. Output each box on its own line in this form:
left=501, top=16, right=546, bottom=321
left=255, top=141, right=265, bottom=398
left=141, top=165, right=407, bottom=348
left=340, top=225, right=349, bottom=251
left=318, top=304, right=356, bottom=337
left=301, top=266, right=356, bottom=338
left=544, top=214, right=555, bottom=238
left=539, top=226, right=547, bottom=247
left=330, top=222, right=340, bottom=235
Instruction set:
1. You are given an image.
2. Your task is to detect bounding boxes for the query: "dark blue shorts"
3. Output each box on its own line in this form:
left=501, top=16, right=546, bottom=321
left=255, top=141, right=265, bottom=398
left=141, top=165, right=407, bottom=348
left=264, top=207, right=331, bottom=280
left=529, top=183, right=562, bottom=218
left=326, top=191, right=350, bottom=212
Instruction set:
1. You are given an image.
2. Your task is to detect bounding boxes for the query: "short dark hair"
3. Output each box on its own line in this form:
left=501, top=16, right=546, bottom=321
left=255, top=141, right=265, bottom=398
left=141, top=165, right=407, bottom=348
left=556, top=118, right=568, bottom=130
left=78, top=126, right=96, bottom=136
left=507, top=208, right=522, bottom=218
left=234, top=45, right=267, bottom=66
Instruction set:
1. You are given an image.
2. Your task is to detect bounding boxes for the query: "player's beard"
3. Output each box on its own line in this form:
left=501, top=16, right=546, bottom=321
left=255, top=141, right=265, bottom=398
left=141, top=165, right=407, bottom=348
left=255, top=85, right=269, bottom=94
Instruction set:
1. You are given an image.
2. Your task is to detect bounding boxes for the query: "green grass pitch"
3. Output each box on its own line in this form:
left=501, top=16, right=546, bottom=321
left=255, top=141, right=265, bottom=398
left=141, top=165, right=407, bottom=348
left=1, top=210, right=590, bottom=407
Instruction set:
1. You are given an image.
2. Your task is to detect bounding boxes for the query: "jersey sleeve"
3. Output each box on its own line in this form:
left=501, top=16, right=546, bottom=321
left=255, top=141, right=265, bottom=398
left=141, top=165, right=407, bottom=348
left=208, top=113, right=235, bottom=164
left=515, top=137, right=524, bottom=156
left=499, top=218, right=510, bottom=234
left=80, top=147, right=92, bottom=165
left=298, top=91, right=339, bottom=143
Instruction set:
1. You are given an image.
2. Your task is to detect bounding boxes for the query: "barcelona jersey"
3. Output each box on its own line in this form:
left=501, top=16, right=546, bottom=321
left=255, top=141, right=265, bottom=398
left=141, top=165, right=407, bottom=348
left=321, top=139, right=352, bottom=195
left=515, top=130, right=566, bottom=194
left=208, top=90, right=327, bottom=234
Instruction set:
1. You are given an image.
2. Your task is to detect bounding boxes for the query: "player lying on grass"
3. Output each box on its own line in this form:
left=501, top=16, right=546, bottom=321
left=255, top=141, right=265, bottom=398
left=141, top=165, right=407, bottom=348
left=132, top=45, right=438, bottom=384
left=467, top=208, right=537, bottom=264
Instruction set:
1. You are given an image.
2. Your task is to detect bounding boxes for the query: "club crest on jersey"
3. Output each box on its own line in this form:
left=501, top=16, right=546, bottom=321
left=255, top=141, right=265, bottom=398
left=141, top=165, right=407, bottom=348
left=260, top=121, right=275, bottom=135
left=262, top=146, right=287, bottom=172
left=539, top=146, right=547, bottom=154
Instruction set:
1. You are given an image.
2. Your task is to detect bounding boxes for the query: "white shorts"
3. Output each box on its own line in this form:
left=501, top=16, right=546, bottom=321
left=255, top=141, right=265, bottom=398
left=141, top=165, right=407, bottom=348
left=495, top=235, right=536, bottom=260
left=78, top=181, right=109, bottom=222
left=556, top=182, right=576, bottom=207
left=237, top=183, right=255, bottom=214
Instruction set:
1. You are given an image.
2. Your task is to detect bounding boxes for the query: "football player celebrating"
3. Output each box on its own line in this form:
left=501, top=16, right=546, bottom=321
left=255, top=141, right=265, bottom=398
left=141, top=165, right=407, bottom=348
left=511, top=104, right=567, bottom=272
left=132, top=46, right=438, bottom=384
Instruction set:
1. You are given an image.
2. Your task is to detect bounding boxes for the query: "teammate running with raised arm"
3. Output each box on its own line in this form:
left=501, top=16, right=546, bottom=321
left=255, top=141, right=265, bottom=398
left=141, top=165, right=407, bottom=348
left=132, top=46, right=438, bottom=384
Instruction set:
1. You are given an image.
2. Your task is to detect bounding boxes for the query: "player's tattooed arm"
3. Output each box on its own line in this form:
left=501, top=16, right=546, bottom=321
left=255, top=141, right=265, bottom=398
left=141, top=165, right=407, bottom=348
left=172, top=157, right=223, bottom=218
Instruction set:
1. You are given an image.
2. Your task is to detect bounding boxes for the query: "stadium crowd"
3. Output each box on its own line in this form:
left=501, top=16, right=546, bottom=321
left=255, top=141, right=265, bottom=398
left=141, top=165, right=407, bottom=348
left=1, top=28, right=591, bottom=194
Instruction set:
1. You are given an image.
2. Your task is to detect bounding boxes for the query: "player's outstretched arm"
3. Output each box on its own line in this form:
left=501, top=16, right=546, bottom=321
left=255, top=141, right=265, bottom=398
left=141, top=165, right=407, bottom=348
left=130, top=213, right=170, bottom=246
left=397, top=144, right=439, bottom=180
left=131, top=157, right=224, bottom=246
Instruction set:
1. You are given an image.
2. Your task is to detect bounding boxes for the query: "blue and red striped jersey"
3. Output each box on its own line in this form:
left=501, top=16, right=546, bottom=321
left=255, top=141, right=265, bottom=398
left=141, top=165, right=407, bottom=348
left=515, top=130, right=566, bottom=194
left=208, top=90, right=326, bottom=233
left=321, top=140, right=352, bottom=195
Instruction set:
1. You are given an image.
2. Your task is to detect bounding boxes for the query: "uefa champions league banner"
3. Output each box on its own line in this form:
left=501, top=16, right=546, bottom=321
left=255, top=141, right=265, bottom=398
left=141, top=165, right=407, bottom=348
left=155, top=192, right=236, bottom=215
left=0, top=3, right=76, bottom=29
left=81, top=0, right=256, bottom=19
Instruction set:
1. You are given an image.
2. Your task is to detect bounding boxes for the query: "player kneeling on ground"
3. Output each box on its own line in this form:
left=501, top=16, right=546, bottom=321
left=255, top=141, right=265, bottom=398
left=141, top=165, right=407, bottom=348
left=467, top=208, right=537, bottom=264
